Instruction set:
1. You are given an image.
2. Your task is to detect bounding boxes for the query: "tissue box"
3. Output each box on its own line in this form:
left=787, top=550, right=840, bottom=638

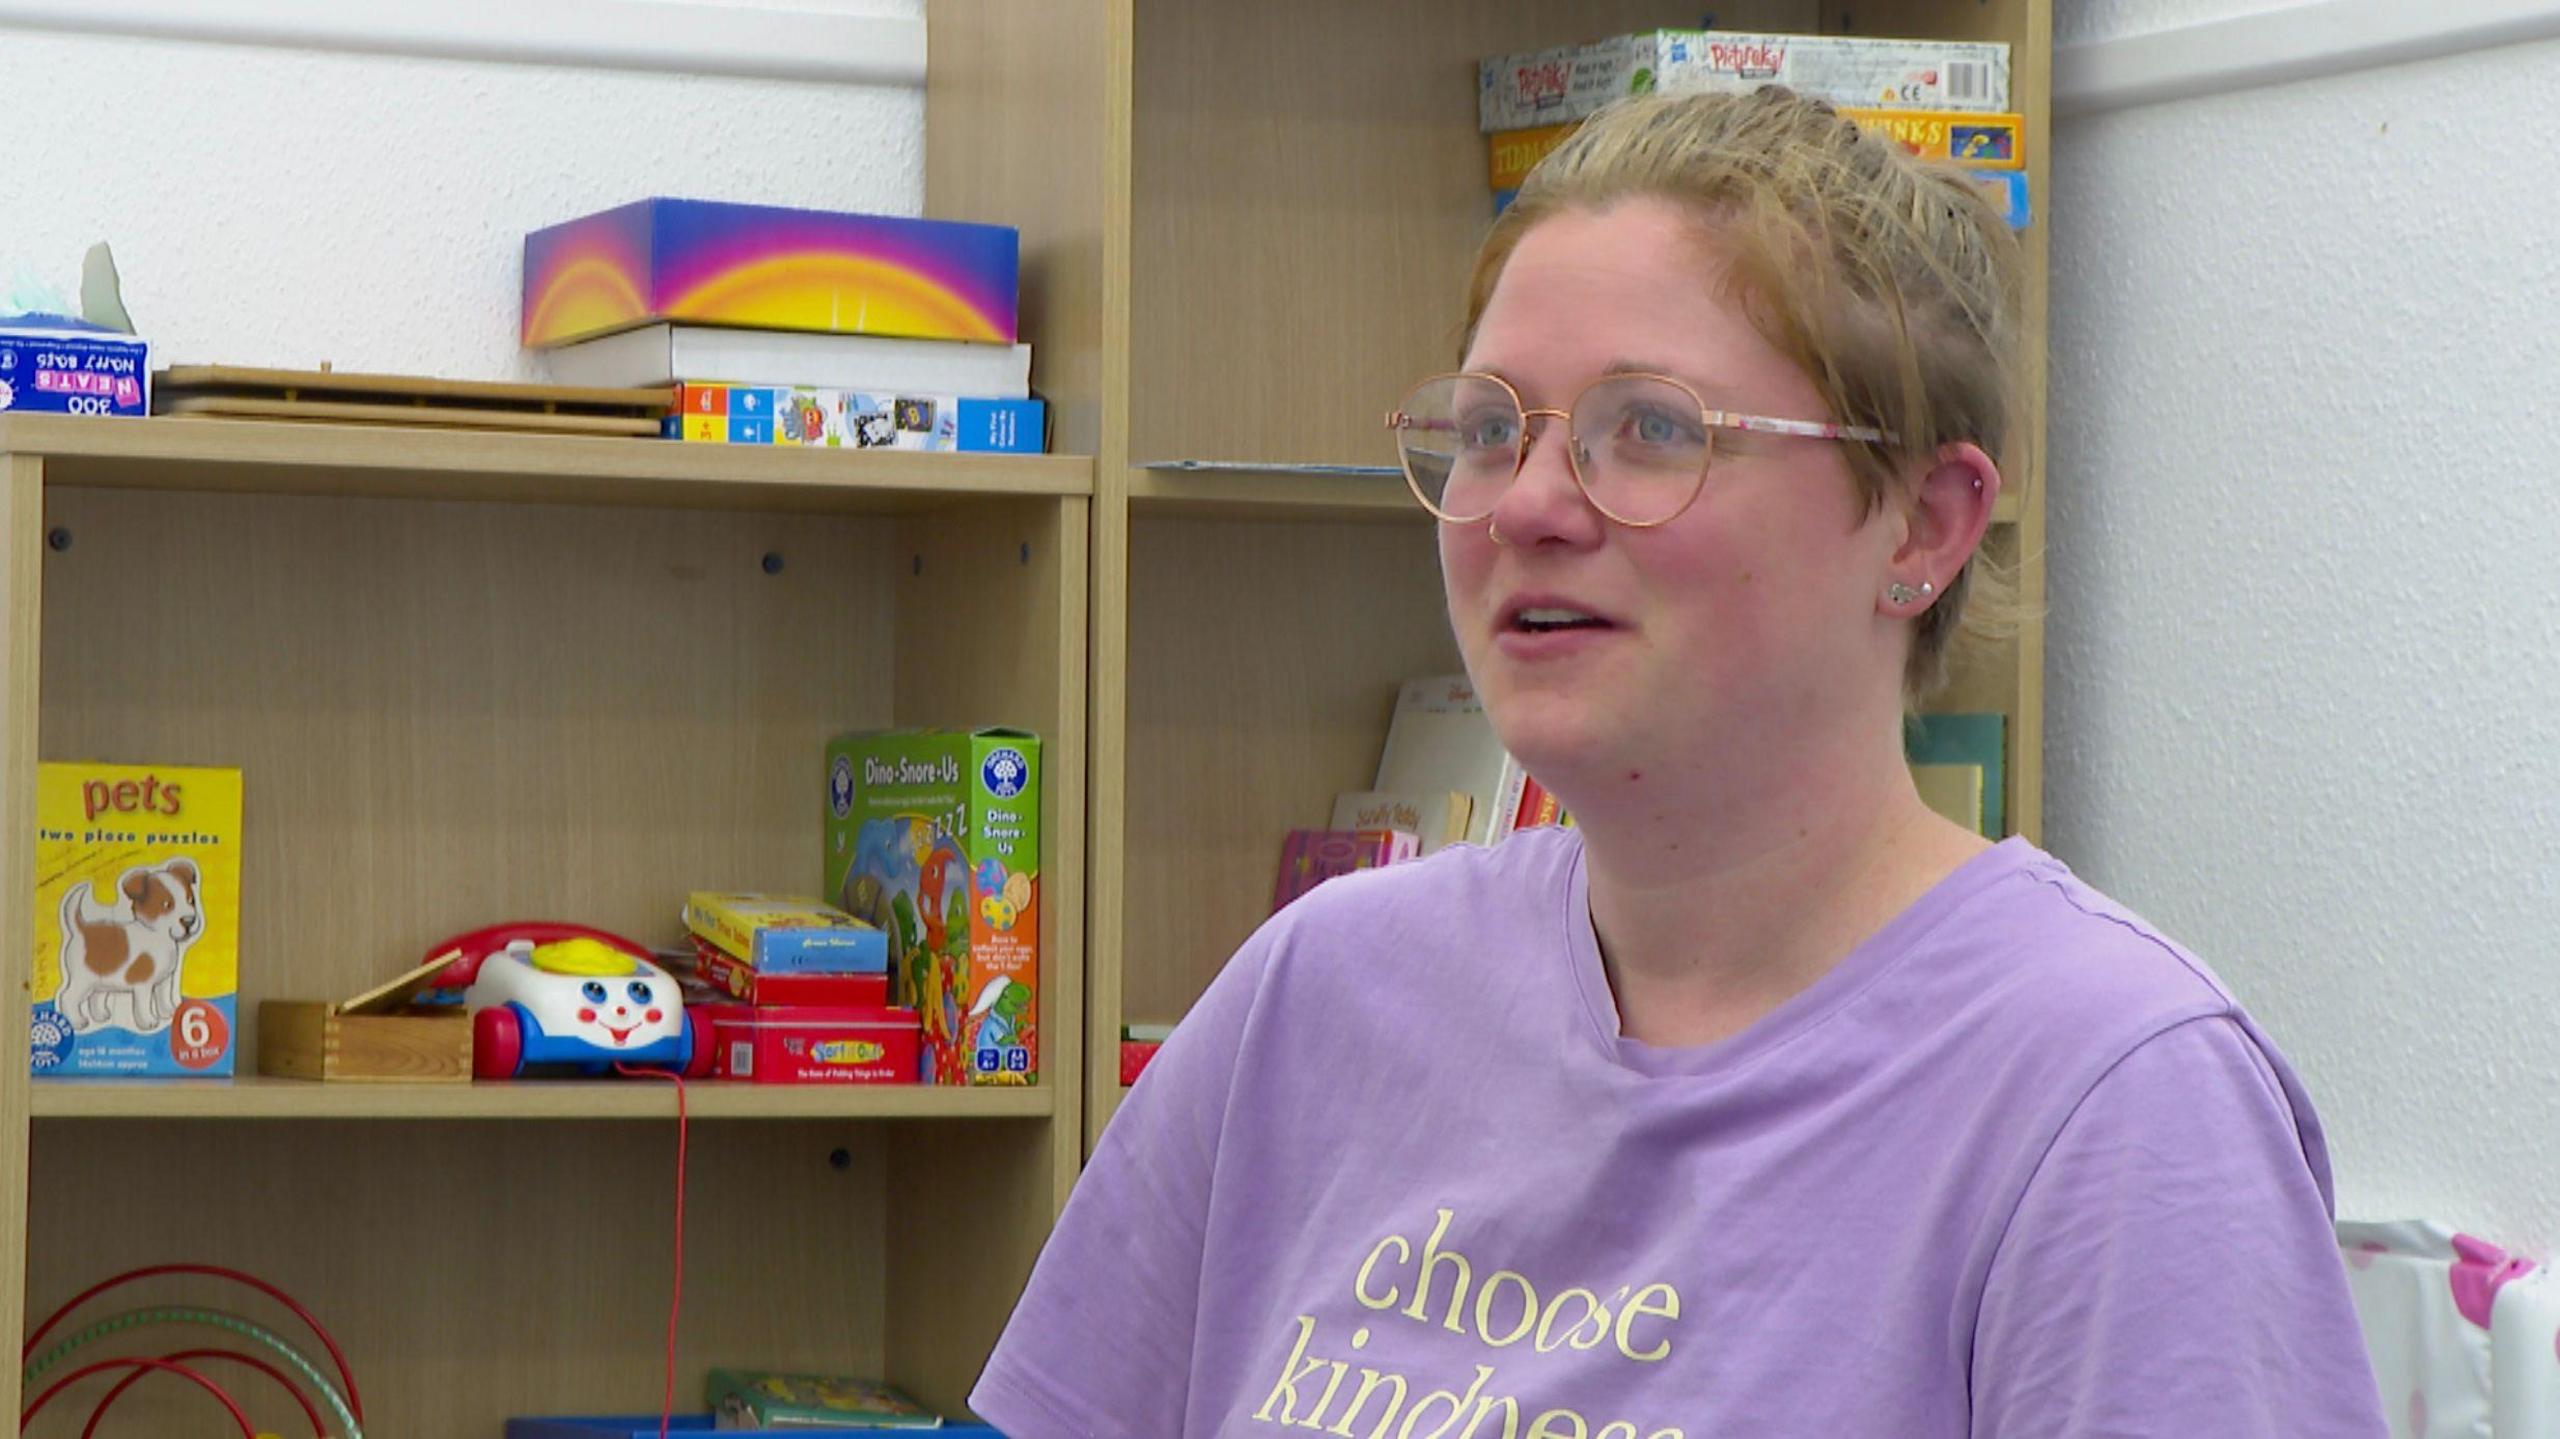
left=522, top=198, right=1019, bottom=348
left=0, top=316, right=148, bottom=418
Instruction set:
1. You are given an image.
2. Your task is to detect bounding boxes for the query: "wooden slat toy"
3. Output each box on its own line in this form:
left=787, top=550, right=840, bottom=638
left=156, top=364, right=675, bottom=438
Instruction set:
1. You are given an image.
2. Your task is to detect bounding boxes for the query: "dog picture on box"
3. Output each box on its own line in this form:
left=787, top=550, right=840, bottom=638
left=54, top=857, right=206, bottom=1034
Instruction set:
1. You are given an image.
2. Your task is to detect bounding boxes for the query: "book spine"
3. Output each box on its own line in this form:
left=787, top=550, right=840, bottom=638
left=1484, top=752, right=1515, bottom=839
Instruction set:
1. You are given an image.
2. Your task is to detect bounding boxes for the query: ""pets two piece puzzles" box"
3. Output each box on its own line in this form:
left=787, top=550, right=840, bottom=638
left=30, top=763, right=243, bottom=1076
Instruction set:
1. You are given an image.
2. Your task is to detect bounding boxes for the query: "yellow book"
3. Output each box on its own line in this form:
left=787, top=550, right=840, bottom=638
left=1910, top=762, right=1986, bottom=835
left=32, top=763, right=243, bottom=1076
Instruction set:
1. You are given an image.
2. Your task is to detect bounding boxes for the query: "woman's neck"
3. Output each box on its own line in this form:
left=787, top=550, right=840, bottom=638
left=1570, top=728, right=1990, bottom=1050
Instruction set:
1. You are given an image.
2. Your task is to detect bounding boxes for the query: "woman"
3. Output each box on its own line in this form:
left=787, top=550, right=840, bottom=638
left=974, top=89, right=2386, bottom=1437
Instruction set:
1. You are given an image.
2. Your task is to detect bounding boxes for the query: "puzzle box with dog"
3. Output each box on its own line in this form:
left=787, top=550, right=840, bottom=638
left=30, top=762, right=243, bottom=1076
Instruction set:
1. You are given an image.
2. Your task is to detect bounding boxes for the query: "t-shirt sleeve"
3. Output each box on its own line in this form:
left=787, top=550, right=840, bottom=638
left=968, top=915, right=1275, bottom=1436
left=1970, top=1015, right=2388, bottom=1438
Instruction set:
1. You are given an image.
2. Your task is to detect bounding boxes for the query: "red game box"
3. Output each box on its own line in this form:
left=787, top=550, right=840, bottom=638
left=692, top=939, right=890, bottom=1009
left=707, top=1006, right=921, bottom=1084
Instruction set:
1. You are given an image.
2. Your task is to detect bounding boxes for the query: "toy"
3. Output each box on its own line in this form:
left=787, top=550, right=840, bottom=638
left=826, top=730, right=1040, bottom=1085
left=24, top=1262, right=364, bottom=1438
left=30, top=762, right=242, bottom=1076
left=423, top=922, right=710, bottom=1079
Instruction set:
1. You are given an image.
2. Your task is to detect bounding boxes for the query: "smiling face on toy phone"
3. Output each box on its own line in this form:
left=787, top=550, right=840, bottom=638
left=477, top=937, right=684, bottom=1050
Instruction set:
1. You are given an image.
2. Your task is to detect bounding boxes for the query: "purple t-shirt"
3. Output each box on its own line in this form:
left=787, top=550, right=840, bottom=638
left=975, top=831, right=2387, bottom=1437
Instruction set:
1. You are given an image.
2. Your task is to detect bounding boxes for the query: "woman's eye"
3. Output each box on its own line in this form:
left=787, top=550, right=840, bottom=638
left=1623, top=407, right=1694, bottom=444
left=581, top=981, right=608, bottom=1003
left=1459, top=411, right=1519, bottom=448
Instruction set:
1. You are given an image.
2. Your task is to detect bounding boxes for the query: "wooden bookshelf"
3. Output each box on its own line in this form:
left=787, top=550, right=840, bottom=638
left=0, top=417, right=1090, bottom=1430
left=930, top=0, right=2052, bottom=1152
left=27, top=1076, right=1055, bottom=1122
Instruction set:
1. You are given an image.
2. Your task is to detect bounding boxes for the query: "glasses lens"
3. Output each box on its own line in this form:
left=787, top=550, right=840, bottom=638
left=1572, top=376, right=1713, bottom=524
left=1393, top=375, right=1521, bottom=519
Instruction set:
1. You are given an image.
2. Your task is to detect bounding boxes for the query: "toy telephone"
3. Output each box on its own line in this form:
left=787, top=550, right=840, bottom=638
left=419, top=921, right=710, bottom=1080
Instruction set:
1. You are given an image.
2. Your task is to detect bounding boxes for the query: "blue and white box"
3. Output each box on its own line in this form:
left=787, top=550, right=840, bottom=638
left=0, top=315, right=150, bottom=418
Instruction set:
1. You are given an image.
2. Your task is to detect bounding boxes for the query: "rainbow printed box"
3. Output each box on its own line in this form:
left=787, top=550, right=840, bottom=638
left=521, top=198, right=1018, bottom=349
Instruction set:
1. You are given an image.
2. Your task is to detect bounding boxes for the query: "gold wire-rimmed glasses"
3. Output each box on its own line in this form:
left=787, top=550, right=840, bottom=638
left=1383, top=371, right=1895, bottom=528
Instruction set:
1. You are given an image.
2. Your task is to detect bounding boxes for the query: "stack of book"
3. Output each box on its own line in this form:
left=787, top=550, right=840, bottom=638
left=1266, top=673, right=1572, bottom=916
left=1479, top=30, right=2029, bottom=229
left=679, top=892, right=920, bottom=1084
left=522, top=198, right=1045, bottom=454
left=1270, top=677, right=2009, bottom=906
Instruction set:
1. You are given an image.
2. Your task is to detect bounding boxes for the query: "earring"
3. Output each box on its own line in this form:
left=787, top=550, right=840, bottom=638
left=1886, top=580, right=1935, bottom=606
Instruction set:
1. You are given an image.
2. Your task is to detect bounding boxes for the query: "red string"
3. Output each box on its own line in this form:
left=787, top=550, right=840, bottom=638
left=24, top=1262, right=363, bottom=1425
left=80, top=1347, right=326, bottom=1438
left=22, top=1357, right=256, bottom=1436
left=617, top=1062, right=688, bottom=1439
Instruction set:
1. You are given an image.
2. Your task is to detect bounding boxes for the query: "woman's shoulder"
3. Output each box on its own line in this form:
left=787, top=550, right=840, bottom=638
left=1945, top=839, right=2253, bottom=1048
left=1275, top=824, right=1584, bottom=924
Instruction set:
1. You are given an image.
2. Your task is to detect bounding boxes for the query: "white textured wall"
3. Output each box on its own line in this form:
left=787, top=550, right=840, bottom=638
left=0, top=5, right=923, bottom=381
left=2057, top=0, right=2323, bottom=44
left=2049, top=18, right=2560, bottom=1249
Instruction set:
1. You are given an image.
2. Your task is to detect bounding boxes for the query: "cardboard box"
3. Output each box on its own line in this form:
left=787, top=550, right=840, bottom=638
left=31, top=763, right=242, bottom=1076
left=1479, top=30, right=2011, bottom=131
left=521, top=198, right=1019, bottom=348
left=0, top=317, right=149, bottom=418
left=706, top=1005, right=921, bottom=1084
left=825, top=730, right=1040, bottom=1085
left=681, top=892, right=887, bottom=975
left=670, top=382, right=1043, bottom=453
left=690, top=941, right=889, bottom=1008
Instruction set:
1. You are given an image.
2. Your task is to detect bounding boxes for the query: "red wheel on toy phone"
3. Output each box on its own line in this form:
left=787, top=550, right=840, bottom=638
left=472, top=1004, right=525, bottom=1080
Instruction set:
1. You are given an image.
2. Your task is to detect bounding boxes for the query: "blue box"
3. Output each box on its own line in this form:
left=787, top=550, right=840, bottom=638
left=507, top=1418, right=1005, bottom=1438
left=0, top=316, right=150, bottom=418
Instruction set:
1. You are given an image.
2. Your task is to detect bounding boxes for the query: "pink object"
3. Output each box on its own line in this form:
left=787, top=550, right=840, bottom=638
left=2449, top=1233, right=2538, bottom=1332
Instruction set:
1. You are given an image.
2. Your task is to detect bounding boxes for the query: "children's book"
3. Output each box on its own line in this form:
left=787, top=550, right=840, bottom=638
left=1905, top=712, right=2007, bottom=838
left=1329, top=789, right=1473, bottom=854
left=1373, top=675, right=1513, bottom=848
left=1271, top=829, right=1419, bottom=913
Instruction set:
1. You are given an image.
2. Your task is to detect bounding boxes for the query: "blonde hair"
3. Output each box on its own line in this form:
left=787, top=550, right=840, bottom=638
left=1466, top=87, right=2026, bottom=705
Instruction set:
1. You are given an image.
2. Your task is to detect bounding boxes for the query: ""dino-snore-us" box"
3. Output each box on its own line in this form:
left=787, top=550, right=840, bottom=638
left=30, top=763, right=243, bottom=1076
left=824, top=729, right=1039, bottom=1086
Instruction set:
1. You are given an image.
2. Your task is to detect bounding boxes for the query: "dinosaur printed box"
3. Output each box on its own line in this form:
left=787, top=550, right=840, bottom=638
left=30, top=763, right=242, bottom=1076
left=824, top=729, right=1039, bottom=1086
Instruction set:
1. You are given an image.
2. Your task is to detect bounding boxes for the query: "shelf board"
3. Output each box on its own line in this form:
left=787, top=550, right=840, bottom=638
left=0, top=415, right=1092, bottom=514
left=1128, top=464, right=2022, bottom=525
left=29, top=1075, right=1054, bottom=1121
left=1128, top=465, right=1425, bottom=522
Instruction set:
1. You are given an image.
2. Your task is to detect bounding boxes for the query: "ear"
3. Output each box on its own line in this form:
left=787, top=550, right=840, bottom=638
left=122, top=869, right=153, bottom=905
left=1881, top=442, right=2002, bottom=613
left=165, top=858, right=199, bottom=888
